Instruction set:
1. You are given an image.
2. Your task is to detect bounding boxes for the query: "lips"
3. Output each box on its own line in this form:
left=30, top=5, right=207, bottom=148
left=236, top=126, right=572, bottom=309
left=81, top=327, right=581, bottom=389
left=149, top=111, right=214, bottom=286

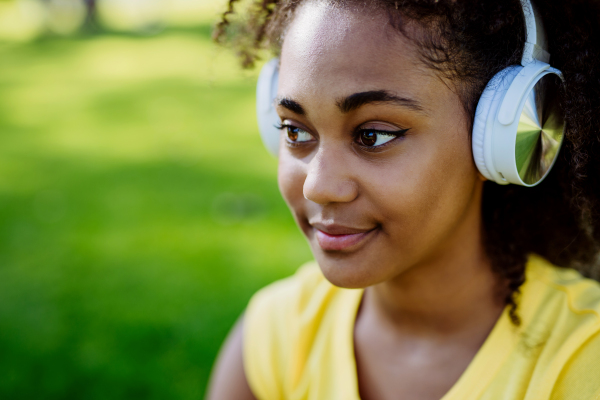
left=310, top=222, right=377, bottom=251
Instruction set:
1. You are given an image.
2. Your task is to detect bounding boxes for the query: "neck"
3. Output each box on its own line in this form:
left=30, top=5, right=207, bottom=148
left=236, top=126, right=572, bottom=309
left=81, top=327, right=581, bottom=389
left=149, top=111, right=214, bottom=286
left=365, top=187, right=506, bottom=338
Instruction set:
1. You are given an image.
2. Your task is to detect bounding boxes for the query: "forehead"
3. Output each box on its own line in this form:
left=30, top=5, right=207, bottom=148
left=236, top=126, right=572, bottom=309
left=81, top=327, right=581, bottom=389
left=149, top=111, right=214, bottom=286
left=278, top=2, right=434, bottom=101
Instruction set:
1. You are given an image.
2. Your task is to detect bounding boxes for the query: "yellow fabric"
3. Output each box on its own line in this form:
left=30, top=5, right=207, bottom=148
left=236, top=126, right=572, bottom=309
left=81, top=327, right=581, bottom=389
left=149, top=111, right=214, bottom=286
left=243, top=255, right=600, bottom=400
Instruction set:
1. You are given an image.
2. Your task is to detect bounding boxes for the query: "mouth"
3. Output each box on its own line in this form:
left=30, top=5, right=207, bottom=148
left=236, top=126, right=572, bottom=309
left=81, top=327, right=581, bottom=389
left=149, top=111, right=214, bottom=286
left=311, top=222, right=378, bottom=252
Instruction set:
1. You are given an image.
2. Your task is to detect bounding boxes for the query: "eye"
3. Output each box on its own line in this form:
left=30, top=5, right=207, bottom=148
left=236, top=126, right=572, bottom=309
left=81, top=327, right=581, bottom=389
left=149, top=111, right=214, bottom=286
left=277, top=124, right=315, bottom=143
left=356, top=128, right=409, bottom=147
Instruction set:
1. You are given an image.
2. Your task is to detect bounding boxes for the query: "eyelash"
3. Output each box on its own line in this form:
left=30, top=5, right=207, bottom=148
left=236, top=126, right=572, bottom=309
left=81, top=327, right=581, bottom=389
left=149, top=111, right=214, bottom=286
left=353, top=128, right=409, bottom=149
left=275, top=123, right=409, bottom=149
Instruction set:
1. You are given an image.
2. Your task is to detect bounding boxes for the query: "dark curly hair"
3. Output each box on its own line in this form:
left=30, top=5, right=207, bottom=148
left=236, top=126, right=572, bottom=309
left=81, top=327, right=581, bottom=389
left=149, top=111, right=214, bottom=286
left=214, top=0, right=600, bottom=325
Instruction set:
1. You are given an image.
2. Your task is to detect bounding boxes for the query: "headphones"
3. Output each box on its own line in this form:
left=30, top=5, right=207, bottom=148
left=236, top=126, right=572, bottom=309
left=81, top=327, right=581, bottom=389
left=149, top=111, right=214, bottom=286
left=255, top=0, right=565, bottom=187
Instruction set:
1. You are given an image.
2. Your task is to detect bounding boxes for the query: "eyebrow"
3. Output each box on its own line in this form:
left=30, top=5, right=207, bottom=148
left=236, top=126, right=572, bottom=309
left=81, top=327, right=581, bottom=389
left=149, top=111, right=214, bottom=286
left=337, top=90, right=425, bottom=114
left=275, top=90, right=425, bottom=116
left=276, top=97, right=305, bottom=115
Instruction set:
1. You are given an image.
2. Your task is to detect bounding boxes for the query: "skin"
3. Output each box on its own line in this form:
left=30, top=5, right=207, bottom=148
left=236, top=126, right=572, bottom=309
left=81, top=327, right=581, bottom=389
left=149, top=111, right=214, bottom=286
left=207, top=2, right=506, bottom=400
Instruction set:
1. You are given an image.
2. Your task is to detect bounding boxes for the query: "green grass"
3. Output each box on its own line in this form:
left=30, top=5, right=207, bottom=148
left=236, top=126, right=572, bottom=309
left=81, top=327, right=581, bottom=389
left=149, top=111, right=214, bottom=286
left=0, top=27, right=312, bottom=399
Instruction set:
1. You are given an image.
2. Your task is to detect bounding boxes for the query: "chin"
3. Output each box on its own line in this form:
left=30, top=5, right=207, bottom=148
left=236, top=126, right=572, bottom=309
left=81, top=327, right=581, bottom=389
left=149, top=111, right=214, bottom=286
left=313, top=250, right=391, bottom=289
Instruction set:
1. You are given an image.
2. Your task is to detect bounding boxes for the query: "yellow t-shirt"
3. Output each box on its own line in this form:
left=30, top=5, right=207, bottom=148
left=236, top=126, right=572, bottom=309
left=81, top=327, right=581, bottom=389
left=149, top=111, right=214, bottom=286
left=243, top=255, right=600, bottom=400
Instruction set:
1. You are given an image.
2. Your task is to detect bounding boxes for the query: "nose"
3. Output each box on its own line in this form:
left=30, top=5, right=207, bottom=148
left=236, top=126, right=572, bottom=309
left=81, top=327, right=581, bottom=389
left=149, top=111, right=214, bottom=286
left=303, top=144, right=358, bottom=205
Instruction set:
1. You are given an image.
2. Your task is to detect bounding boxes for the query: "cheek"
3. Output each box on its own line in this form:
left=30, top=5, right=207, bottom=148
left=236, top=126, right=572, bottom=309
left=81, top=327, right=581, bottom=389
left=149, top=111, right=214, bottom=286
left=370, top=131, right=478, bottom=245
left=277, top=153, right=307, bottom=215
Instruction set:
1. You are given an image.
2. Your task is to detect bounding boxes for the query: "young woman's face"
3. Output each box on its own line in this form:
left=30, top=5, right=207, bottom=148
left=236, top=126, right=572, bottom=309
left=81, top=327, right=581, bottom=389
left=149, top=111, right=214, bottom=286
left=277, top=2, right=485, bottom=288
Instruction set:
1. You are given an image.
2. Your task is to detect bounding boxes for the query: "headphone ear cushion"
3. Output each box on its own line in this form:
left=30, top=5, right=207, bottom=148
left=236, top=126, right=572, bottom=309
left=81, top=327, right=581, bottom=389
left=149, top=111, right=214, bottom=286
left=472, top=67, right=521, bottom=184
left=472, top=85, right=495, bottom=181
left=256, top=58, right=281, bottom=156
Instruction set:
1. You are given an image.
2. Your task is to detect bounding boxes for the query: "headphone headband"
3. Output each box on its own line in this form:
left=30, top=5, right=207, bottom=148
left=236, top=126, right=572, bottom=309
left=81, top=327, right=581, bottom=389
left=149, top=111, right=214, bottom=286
left=521, top=0, right=550, bottom=64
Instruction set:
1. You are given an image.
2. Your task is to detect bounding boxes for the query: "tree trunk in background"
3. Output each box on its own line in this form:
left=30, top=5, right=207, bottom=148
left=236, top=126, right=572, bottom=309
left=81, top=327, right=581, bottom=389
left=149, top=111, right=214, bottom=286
left=83, top=0, right=99, bottom=32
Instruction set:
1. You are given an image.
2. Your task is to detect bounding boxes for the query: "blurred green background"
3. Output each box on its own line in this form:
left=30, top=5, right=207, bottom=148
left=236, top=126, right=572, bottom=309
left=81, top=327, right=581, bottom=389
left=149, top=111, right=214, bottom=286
left=0, top=0, right=312, bottom=398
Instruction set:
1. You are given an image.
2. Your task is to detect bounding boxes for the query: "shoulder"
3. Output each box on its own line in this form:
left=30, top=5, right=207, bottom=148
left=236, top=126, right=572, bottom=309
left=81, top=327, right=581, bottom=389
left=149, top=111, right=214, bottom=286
left=206, top=318, right=256, bottom=400
left=244, top=261, right=338, bottom=335
left=526, top=254, right=600, bottom=322
left=243, top=261, right=362, bottom=399
left=242, top=262, right=334, bottom=398
left=550, top=329, right=600, bottom=400
left=523, top=255, right=600, bottom=398
left=247, top=261, right=331, bottom=311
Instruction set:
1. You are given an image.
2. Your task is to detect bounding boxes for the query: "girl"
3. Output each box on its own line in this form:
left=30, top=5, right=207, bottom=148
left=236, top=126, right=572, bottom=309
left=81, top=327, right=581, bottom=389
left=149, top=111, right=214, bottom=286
left=208, top=1, right=600, bottom=399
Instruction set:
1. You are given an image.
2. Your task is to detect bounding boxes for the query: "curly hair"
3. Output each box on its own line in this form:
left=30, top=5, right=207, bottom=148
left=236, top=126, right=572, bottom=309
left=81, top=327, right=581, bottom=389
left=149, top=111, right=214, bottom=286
left=214, top=0, right=600, bottom=325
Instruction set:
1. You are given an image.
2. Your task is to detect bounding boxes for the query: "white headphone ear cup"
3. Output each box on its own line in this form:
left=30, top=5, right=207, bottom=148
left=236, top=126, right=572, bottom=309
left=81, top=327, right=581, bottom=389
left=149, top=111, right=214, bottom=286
left=256, top=58, right=281, bottom=156
left=490, top=62, right=564, bottom=186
